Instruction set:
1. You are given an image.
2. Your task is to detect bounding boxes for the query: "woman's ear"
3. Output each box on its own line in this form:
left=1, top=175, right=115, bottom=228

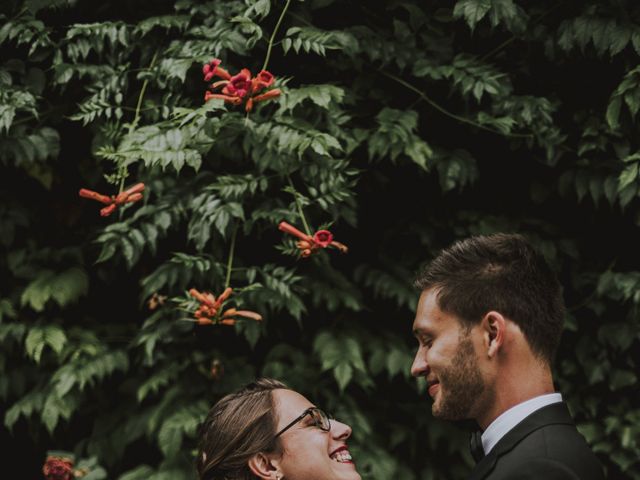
left=248, top=452, right=281, bottom=480
left=482, top=311, right=506, bottom=358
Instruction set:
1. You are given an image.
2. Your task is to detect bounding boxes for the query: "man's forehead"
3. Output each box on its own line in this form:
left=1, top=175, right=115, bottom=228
left=416, top=289, right=441, bottom=317
left=413, top=289, right=451, bottom=331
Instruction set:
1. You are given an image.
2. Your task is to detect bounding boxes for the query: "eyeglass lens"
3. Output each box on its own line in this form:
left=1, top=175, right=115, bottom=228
left=310, top=408, right=331, bottom=431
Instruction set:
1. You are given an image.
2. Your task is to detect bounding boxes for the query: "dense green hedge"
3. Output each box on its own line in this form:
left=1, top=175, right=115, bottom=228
left=1, top=0, right=639, bottom=478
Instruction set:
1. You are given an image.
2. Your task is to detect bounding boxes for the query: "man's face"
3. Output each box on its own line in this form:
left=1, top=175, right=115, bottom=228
left=411, top=289, right=487, bottom=420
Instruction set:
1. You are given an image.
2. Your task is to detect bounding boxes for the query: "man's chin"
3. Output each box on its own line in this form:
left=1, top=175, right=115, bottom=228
left=431, top=397, right=445, bottom=417
left=432, top=399, right=467, bottom=421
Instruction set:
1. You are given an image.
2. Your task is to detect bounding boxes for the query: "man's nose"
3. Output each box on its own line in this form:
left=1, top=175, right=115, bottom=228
left=411, top=349, right=429, bottom=377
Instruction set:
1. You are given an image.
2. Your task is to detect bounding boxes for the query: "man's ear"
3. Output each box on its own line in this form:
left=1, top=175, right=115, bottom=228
left=482, top=311, right=506, bottom=358
left=248, top=452, right=280, bottom=480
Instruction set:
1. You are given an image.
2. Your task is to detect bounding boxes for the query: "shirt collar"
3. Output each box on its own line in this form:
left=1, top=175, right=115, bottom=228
left=481, top=393, right=563, bottom=455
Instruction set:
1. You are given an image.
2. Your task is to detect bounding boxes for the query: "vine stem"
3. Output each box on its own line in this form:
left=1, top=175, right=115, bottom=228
left=117, top=51, right=159, bottom=194
left=225, top=223, right=239, bottom=289
left=287, top=175, right=312, bottom=235
left=479, top=2, right=566, bottom=62
left=380, top=70, right=532, bottom=139
left=262, top=0, right=292, bottom=71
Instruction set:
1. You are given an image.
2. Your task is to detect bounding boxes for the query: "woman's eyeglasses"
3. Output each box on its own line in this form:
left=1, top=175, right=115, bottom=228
left=274, top=407, right=331, bottom=437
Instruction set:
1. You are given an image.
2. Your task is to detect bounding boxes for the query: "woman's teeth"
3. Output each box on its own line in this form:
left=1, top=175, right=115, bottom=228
left=331, top=451, right=352, bottom=463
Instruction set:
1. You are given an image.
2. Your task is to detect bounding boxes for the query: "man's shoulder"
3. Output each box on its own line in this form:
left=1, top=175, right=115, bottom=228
left=491, top=456, right=581, bottom=479
left=470, top=403, right=605, bottom=480
left=493, top=422, right=604, bottom=479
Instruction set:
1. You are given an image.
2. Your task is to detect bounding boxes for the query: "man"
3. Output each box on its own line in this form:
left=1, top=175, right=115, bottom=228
left=410, top=233, right=604, bottom=479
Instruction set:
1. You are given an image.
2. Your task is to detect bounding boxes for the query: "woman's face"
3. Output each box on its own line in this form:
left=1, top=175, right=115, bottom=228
left=273, top=389, right=361, bottom=480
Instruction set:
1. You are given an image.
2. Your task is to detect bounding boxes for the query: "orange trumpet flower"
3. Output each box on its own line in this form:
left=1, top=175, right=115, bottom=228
left=188, top=287, right=261, bottom=326
left=79, top=183, right=145, bottom=217
left=203, top=59, right=280, bottom=112
left=278, top=221, right=348, bottom=257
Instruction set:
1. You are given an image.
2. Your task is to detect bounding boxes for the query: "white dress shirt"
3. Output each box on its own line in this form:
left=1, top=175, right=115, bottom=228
left=481, top=393, right=563, bottom=455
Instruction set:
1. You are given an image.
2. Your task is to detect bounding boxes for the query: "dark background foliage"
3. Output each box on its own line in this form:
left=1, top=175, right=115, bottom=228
left=1, top=0, right=639, bottom=478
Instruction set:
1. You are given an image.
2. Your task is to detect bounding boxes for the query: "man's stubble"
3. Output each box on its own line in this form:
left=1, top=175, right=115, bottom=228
left=432, top=332, right=490, bottom=420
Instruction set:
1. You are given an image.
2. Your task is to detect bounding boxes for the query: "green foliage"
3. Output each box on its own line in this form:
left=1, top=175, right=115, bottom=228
left=1, top=0, right=639, bottom=479
left=453, top=0, right=527, bottom=33
left=558, top=13, right=638, bottom=57
left=278, top=84, right=345, bottom=112
left=20, top=267, right=89, bottom=312
left=282, top=26, right=358, bottom=56
left=157, top=401, right=207, bottom=457
left=414, top=53, right=511, bottom=102
left=313, top=330, right=368, bottom=391
left=99, top=124, right=205, bottom=172
left=24, top=324, right=67, bottom=363
left=607, top=66, right=640, bottom=129
left=368, top=108, right=433, bottom=170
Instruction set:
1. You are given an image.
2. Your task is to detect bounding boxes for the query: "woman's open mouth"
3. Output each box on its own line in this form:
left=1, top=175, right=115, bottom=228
left=330, top=446, right=354, bottom=463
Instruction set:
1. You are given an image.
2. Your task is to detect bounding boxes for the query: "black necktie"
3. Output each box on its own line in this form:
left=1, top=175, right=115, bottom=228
left=470, top=430, right=485, bottom=463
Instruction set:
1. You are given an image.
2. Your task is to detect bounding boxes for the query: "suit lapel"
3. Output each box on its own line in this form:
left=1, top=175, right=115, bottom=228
left=467, top=402, right=575, bottom=480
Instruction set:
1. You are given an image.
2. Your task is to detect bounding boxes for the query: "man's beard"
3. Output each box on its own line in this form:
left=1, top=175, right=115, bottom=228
left=432, top=332, right=486, bottom=420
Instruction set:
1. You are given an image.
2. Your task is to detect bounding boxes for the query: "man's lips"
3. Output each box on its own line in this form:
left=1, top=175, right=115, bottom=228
left=427, top=379, right=440, bottom=397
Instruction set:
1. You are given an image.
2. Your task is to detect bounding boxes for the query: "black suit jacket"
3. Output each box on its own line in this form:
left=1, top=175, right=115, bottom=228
left=468, top=402, right=605, bottom=480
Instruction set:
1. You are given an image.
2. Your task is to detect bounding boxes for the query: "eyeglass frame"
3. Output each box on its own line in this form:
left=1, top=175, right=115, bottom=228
left=274, top=407, right=331, bottom=437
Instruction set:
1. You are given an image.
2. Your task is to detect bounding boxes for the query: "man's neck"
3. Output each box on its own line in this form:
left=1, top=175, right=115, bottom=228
left=480, top=392, right=563, bottom=455
left=476, top=367, right=555, bottom=430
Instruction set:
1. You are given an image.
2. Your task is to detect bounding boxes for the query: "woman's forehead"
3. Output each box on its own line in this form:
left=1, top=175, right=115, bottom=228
left=273, top=389, right=314, bottom=421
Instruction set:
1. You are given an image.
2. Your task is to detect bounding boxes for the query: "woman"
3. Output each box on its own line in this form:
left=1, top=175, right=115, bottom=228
left=197, top=378, right=362, bottom=480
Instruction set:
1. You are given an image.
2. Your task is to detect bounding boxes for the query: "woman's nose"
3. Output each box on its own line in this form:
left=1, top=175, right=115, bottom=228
left=331, top=419, right=352, bottom=440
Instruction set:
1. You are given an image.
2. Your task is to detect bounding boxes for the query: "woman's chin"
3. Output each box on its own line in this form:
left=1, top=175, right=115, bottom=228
left=331, top=461, right=361, bottom=479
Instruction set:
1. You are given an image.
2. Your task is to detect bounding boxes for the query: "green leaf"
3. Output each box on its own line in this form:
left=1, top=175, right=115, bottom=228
left=278, top=84, right=345, bottom=112
left=4, top=389, right=45, bottom=430
left=118, top=466, right=155, bottom=480
left=618, top=162, right=638, bottom=191
left=137, top=364, right=183, bottom=402
left=0, top=298, right=16, bottom=322
left=21, top=267, right=88, bottom=311
left=41, top=390, right=75, bottom=433
left=453, top=0, right=491, bottom=31
left=606, top=96, right=622, bottom=129
left=25, top=324, right=66, bottom=363
left=609, top=370, right=637, bottom=391
left=334, top=363, right=353, bottom=391
left=157, top=404, right=206, bottom=457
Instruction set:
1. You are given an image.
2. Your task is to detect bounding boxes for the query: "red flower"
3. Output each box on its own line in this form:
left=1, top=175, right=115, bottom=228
left=246, top=89, right=281, bottom=112
left=203, top=60, right=280, bottom=111
left=188, top=288, right=261, bottom=325
left=278, top=221, right=348, bottom=257
left=43, top=456, right=74, bottom=480
left=223, top=69, right=252, bottom=98
left=313, top=230, right=333, bottom=247
left=204, top=91, right=242, bottom=105
left=79, top=183, right=145, bottom=217
left=203, top=58, right=231, bottom=81
left=278, top=221, right=313, bottom=242
left=253, top=70, right=275, bottom=93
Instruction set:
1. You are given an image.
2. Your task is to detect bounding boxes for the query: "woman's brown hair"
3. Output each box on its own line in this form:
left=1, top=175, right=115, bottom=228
left=197, top=378, right=288, bottom=480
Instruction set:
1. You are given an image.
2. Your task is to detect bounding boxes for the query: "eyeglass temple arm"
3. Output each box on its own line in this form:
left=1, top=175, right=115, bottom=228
left=274, top=408, right=313, bottom=437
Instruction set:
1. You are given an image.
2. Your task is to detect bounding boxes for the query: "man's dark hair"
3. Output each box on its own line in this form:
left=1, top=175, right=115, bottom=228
left=414, top=233, right=565, bottom=363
